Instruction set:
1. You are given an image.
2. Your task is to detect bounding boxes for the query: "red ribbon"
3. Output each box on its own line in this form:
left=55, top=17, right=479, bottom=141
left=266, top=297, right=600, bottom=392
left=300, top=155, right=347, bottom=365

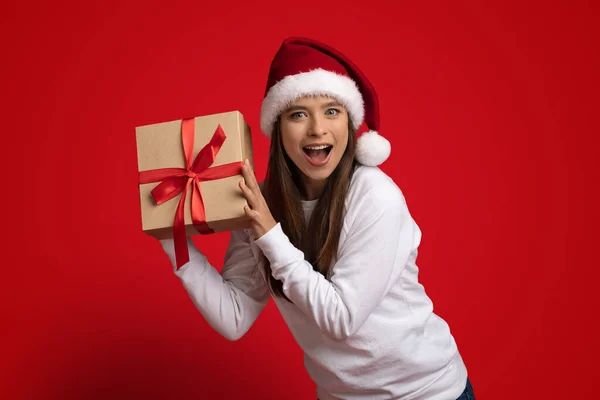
left=139, top=118, right=244, bottom=269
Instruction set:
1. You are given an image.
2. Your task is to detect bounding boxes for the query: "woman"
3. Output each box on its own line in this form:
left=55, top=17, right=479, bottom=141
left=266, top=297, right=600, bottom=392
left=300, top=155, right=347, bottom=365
left=159, top=37, right=475, bottom=400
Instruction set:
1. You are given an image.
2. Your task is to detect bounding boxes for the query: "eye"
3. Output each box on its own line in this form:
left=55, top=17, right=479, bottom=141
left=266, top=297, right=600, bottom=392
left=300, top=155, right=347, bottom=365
left=290, top=111, right=307, bottom=119
left=325, top=108, right=340, bottom=116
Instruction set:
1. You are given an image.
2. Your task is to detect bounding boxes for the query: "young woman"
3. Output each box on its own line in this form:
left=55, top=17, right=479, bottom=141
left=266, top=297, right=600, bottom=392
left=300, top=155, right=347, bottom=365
left=158, top=37, right=475, bottom=400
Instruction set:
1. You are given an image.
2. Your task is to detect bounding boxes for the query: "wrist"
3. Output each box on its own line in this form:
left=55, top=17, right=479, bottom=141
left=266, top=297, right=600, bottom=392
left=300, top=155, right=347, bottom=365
left=253, top=223, right=301, bottom=269
left=254, top=219, right=277, bottom=240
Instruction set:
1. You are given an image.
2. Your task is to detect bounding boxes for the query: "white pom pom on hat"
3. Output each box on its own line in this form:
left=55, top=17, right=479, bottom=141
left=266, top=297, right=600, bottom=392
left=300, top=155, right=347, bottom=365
left=356, top=130, right=391, bottom=167
left=260, top=37, right=391, bottom=167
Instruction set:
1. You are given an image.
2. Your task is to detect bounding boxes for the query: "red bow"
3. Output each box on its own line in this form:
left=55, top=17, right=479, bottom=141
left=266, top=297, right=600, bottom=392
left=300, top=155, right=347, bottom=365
left=139, top=118, right=244, bottom=269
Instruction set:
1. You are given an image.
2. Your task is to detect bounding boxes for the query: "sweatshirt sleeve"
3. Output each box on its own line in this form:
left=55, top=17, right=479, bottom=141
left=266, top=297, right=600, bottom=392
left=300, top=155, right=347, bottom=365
left=159, top=229, right=270, bottom=341
left=253, top=185, right=416, bottom=342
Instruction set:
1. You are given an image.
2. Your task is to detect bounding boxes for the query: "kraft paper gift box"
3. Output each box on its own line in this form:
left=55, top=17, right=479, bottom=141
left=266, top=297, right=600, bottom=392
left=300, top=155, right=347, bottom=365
left=135, top=111, right=254, bottom=267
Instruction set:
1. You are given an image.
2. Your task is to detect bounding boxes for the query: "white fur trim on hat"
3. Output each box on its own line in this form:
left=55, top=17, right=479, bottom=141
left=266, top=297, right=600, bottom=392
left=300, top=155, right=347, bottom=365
left=260, top=68, right=365, bottom=136
left=355, top=130, right=391, bottom=166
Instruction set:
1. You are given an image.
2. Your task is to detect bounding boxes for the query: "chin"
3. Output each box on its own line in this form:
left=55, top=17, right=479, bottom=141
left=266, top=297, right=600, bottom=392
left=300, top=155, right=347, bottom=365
left=301, top=158, right=340, bottom=179
left=304, top=169, right=334, bottom=182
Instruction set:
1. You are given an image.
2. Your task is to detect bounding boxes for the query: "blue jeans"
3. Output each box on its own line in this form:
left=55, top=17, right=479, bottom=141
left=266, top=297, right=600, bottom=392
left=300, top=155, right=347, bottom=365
left=456, top=377, right=475, bottom=400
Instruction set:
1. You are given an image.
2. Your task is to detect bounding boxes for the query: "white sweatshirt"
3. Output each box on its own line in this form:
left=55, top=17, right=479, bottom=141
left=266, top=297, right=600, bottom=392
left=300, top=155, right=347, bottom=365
left=159, top=165, right=468, bottom=400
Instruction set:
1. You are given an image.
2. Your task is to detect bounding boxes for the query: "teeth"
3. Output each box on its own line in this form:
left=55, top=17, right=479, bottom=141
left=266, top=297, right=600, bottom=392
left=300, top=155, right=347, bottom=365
left=305, top=145, right=331, bottom=150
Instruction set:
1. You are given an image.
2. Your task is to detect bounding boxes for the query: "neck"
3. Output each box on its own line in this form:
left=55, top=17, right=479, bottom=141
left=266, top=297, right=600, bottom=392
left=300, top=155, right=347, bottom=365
left=300, top=177, right=327, bottom=200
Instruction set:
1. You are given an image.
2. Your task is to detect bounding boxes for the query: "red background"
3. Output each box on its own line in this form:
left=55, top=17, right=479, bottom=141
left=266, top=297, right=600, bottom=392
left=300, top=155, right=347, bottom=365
left=2, top=1, right=598, bottom=399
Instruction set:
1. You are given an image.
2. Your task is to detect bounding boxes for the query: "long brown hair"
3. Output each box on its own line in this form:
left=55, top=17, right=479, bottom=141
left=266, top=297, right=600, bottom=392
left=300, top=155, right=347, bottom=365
left=261, top=116, right=358, bottom=301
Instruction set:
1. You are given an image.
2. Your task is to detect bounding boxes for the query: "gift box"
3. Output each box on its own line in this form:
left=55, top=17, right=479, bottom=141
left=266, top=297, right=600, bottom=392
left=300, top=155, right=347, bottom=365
left=135, top=111, right=254, bottom=267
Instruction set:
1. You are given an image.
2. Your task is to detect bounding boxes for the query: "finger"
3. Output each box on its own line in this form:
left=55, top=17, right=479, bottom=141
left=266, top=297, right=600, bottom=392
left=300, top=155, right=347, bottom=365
left=239, top=163, right=254, bottom=190
left=242, top=159, right=260, bottom=192
left=244, top=205, right=259, bottom=220
left=239, top=179, right=258, bottom=208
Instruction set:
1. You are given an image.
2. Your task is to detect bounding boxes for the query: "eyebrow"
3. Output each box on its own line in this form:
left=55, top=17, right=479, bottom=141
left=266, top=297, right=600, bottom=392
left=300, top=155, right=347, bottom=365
left=285, top=105, right=307, bottom=113
left=322, top=101, right=343, bottom=108
left=285, top=101, right=343, bottom=113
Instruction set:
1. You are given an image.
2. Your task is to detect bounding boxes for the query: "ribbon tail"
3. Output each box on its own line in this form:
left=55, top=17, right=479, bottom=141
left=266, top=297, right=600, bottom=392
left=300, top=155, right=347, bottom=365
left=191, top=180, right=213, bottom=234
left=191, top=125, right=227, bottom=173
left=173, top=178, right=193, bottom=269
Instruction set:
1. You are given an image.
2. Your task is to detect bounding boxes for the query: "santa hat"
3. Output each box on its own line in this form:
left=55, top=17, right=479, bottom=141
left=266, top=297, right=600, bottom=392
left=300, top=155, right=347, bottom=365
left=260, top=37, right=391, bottom=167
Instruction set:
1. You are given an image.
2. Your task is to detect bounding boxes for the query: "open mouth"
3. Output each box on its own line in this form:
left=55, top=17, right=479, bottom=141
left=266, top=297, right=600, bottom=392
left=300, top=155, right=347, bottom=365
left=303, top=144, right=333, bottom=165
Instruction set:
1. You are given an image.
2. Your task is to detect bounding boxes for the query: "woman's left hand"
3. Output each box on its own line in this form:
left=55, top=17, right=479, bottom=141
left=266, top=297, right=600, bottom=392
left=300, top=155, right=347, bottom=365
left=239, top=159, right=277, bottom=239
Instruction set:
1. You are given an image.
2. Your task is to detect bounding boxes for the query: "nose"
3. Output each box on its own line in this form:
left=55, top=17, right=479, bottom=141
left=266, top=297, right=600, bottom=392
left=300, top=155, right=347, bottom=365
left=308, top=115, right=327, bottom=136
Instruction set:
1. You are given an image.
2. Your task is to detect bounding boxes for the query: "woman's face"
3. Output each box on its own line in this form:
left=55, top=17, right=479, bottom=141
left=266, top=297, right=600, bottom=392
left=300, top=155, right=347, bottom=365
left=280, top=95, right=349, bottom=193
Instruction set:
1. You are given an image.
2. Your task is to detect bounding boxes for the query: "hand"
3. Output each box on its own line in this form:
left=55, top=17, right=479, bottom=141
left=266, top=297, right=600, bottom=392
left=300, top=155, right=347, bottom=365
left=239, top=159, right=277, bottom=239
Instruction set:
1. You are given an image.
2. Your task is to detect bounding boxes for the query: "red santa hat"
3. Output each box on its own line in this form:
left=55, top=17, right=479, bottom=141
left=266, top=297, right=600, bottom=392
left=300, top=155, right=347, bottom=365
left=260, top=37, right=391, bottom=167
